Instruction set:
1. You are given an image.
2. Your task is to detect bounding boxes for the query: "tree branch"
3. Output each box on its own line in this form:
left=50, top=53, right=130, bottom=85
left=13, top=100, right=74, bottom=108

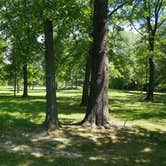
left=129, top=21, right=144, bottom=36
left=108, top=1, right=129, bottom=18
left=154, top=0, right=164, bottom=32
left=146, top=16, right=153, bottom=33
left=158, top=17, right=166, bottom=28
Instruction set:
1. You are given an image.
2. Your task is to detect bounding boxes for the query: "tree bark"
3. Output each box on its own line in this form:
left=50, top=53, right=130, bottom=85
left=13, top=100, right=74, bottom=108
left=14, top=71, right=17, bottom=97
left=22, top=62, right=28, bottom=97
left=80, top=0, right=93, bottom=107
left=82, top=0, right=110, bottom=128
left=146, top=34, right=155, bottom=101
left=80, top=53, right=91, bottom=106
left=43, top=20, right=59, bottom=129
left=17, top=80, right=20, bottom=94
left=146, top=56, right=154, bottom=101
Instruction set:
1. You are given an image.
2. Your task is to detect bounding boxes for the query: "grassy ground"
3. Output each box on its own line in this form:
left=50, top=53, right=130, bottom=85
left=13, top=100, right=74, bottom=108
left=0, top=86, right=166, bottom=166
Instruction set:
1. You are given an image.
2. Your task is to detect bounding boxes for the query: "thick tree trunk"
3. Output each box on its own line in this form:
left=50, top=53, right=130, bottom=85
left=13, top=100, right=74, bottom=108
left=22, top=62, right=28, bottom=97
left=80, top=54, right=91, bottom=106
left=82, top=0, right=110, bottom=128
left=43, top=20, right=59, bottom=129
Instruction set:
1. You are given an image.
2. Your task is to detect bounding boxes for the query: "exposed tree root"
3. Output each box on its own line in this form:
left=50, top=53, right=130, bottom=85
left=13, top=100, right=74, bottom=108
left=81, top=121, right=111, bottom=129
left=42, top=121, right=61, bottom=131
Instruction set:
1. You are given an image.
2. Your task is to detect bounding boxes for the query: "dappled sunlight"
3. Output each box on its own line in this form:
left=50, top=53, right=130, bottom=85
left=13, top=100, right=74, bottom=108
left=0, top=124, right=165, bottom=166
left=141, top=147, right=152, bottom=153
left=0, top=88, right=165, bottom=165
left=109, top=89, right=166, bottom=131
left=0, top=142, right=82, bottom=159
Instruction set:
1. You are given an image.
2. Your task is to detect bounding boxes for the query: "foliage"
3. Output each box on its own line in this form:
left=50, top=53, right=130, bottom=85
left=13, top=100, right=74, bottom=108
left=0, top=0, right=165, bottom=92
left=0, top=36, right=7, bottom=84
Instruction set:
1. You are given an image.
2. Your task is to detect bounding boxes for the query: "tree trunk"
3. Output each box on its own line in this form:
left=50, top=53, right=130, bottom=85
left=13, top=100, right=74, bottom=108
left=146, top=55, right=154, bottom=101
left=14, top=71, right=17, bottom=97
left=17, top=80, right=20, bottom=94
left=43, top=20, right=59, bottom=129
left=82, top=0, right=110, bottom=128
left=146, top=35, right=155, bottom=101
left=80, top=0, right=93, bottom=107
left=80, top=54, right=91, bottom=106
left=144, top=0, right=163, bottom=101
left=22, top=62, right=28, bottom=97
left=75, top=76, right=78, bottom=89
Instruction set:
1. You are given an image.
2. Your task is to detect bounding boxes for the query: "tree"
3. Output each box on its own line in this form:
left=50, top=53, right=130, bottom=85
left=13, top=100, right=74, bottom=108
left=144, top=0, right=165, bottom=101
left=81, top=0, right=110, bottom=128
left=80, top=51, right=91, bottom=106
left=80, top=0, right=131, bottom=127
left=80, top=0, right=129, bottom=106
left=31, top=0, right=91, bottom=127
left=80, top=1, right=93, bottom=106
left=129, top=0, right=165, bottom=100
left=43, top=20, right=59, bottom=128
left=0, top=0, right=42, bottom=97
left=0, top=37, right=7, bottom=85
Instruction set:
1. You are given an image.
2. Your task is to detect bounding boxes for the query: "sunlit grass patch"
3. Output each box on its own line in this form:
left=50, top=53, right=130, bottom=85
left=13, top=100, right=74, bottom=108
left=108, top=89, right=166, bottom=131
left=0, top=87, right=166, bottom=166
left=0, top=87, right=165, bottom=131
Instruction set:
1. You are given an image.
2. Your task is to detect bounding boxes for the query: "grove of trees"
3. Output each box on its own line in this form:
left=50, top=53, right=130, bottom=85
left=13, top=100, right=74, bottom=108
left=0, top=0, right=165, bottom=129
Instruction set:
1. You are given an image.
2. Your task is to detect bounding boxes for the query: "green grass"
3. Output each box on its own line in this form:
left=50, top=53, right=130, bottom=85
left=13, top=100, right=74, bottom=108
left=0, top=86, right=166, bottom=166
left=109, top=89, right=166, bottom=131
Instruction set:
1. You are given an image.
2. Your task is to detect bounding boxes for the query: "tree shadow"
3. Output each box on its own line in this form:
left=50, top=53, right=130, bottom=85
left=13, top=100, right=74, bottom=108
left=0, top=94, right=85, bottom=130
left=0, top=90, right=165, bottom=165
left=0, top=113, right=38, bottom=131
left=109, top=92, right=166, bottom=121
left=0, top=126, right=165, bottom=166
left=49, top=126, right=166, bottom=166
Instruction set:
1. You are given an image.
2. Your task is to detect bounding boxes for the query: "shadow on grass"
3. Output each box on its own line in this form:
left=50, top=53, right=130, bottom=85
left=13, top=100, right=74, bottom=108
left=110, top=106, right=166, bottom=121
left=0, top=90, right=166, bottom=165
left=61, top=126, right=166, bottom=166
left=0, top=89, right=166, bottom=129
left=0, top=96, right=45, bottom=132
left=0, top=126, right=165, bottom=166
left=0, top=95, right=84, bottom=131
left=109, top=92, right=166, bottom=121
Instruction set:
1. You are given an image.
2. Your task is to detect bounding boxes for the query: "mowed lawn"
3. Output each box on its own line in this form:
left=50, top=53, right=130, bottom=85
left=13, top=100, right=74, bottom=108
left=0, top=86, right=166, bottom=166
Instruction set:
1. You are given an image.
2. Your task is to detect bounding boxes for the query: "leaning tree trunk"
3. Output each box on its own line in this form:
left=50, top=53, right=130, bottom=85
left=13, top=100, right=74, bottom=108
left=43, top=20, right=59, bottom=129
left=22, top=61, right=28, bottom=97
left=82, top=0, right=110, bottom=128
left=80, top=53, right=91, bottom=106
